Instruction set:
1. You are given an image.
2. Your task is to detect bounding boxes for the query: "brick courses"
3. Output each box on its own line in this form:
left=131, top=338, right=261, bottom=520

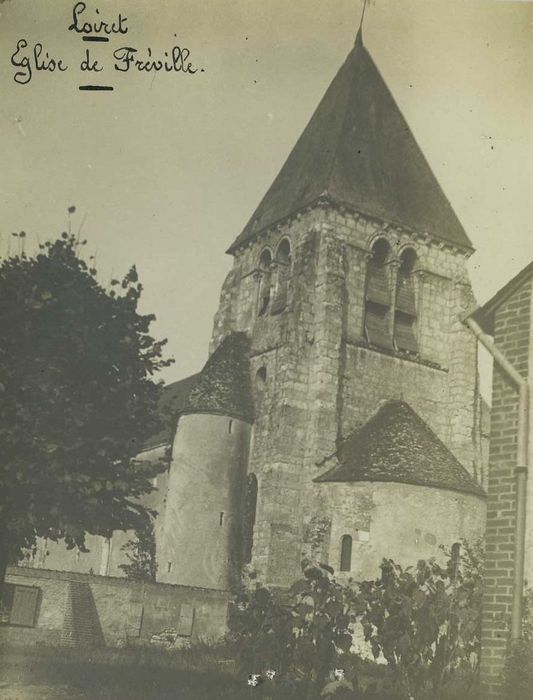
left=478, top=276, right=532, bottom=698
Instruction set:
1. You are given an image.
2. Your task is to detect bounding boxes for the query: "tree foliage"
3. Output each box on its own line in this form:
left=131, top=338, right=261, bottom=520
left=0, top=233, right=172, bottom=578
left=119, top=521, right=158, bottom=582
left=503, top=588, right=533, bottom=700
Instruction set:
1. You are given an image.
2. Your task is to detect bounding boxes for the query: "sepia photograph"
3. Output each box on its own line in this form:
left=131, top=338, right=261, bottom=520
left=1, top=1, right=532, bottom=698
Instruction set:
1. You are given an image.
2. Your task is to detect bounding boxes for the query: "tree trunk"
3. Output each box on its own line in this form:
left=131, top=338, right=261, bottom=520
left=0, top=522, right=13, bottom=585
left=0, top=546, right=9, bottom=585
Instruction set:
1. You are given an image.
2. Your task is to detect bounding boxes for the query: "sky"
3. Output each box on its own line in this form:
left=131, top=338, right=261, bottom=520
left=1, top=0, right=532, bottom=392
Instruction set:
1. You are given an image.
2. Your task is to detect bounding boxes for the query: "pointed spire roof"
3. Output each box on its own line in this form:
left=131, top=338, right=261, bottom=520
left=228, top=32, right=472, bottom=253
left=315, top=401, right=484, bottom=497
left=182, top=332, right=254, bottom=423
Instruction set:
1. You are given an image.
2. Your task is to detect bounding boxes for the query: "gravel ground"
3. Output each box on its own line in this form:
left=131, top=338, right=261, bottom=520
left=0, top=683, right=83, bottom=700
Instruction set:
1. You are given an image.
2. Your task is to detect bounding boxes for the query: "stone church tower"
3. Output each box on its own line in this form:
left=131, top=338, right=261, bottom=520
left=206, top=29, right=486, bottom=586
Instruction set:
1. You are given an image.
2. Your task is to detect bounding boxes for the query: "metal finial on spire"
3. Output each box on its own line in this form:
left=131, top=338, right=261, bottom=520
left=360, top=0, right=369, bottom=29
left=356, top=0, right=369, bottom=45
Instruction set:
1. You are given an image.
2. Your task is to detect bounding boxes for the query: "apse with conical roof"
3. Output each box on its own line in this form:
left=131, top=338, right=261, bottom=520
left=316, top=400, right=484, bottom=497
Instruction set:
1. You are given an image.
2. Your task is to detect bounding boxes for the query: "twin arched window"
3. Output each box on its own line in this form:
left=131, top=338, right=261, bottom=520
left=257, top=239, right=292, bottom=316
left=364, top=240, right=419, bottom=354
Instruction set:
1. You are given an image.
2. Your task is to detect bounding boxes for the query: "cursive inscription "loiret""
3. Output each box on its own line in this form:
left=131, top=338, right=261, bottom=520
left=68, top=2, right=128, bottom=36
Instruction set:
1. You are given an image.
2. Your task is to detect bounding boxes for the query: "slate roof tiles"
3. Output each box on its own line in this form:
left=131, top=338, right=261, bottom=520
left=228, top=30, right=472, bottom=254
left=183, top=332, right=254, bottom=423
left=316, top=400, right=485, bottom=497
left=142, top=332, right=254, bottom=451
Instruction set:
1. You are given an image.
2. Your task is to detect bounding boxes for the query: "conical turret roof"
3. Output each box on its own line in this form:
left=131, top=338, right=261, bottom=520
left=182, top=332, right=254, bottom=423
left=229, top=31, right=472, bottom=253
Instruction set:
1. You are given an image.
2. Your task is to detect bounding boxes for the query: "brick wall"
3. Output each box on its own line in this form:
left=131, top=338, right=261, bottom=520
left=0, top=566, right=230, bottom=648
left=480, top=277, right=532, bottom=698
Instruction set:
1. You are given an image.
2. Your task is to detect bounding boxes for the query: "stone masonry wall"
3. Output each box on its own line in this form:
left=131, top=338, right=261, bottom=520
left=1, top=566, right=229, bottom=648
left=211, top=203, right=483, bottom=587
left=157, top=414, right=251, bottom=590
left=316, top=481, right=485, bottom=581
left=480, top=277, right=532, bottom=699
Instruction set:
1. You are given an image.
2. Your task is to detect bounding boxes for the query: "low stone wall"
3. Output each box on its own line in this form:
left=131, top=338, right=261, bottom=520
left=0, top=566, right=230, bottom=648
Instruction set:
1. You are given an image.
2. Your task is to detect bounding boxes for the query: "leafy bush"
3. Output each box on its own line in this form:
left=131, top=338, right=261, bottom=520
left=228, top=564, right=365, bottom=698
left=502, top=589, right=533, bottom=700
left=358, top=541, right=483, bottom=700
left=502, top=639, right=533, bottom=700
left=119, top=521, right=158, bottom=582
left=230, top=542, right=483, bottom=700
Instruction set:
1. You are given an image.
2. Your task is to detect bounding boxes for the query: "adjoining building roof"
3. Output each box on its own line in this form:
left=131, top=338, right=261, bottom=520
left=182, top=332, right=254, bottom=423
left=228, top=30, right=472, bottom=254
left=315, top=400, right=485, bottom=497
left=142, top=373, right=200, bottom=450
left=469, top=261, right=533, bottom=335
